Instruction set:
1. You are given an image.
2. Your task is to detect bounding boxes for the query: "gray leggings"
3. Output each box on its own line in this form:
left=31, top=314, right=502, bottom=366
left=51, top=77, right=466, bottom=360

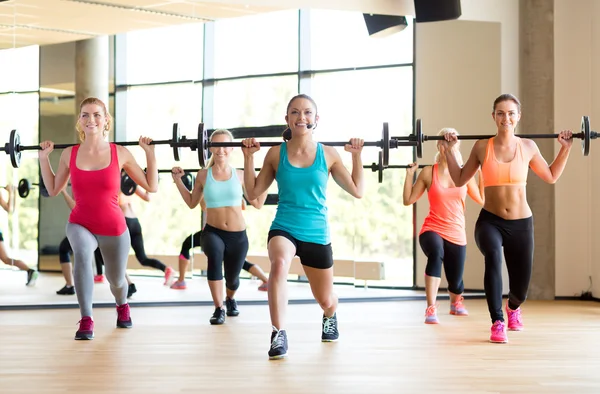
left=66, top=223, right=131, bottom=317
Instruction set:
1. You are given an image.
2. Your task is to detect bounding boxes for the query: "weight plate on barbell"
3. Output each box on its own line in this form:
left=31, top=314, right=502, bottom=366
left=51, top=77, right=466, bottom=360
left=120, top=170, right=137, bottom=196
left=377, top=151, right=384, bottom=184
left=415, top=119, right=423, bottom=159
left=582, top=115, right=590, bottom=157
left=17, top=178, right=30, bottom=199
left=9, top=129, right=21, bottom=168
left=382, top=123, right=390, bottom=167
left=198, top=123, right=208, bottom=168
left=173, top=123, right=181, bottom=161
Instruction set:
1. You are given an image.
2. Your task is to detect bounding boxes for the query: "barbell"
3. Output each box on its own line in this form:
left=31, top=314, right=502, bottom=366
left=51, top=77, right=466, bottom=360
left=398, top=116, right=597, bottom=159
left=2, top=122, right=407, bottom=170
left=0, top=178, right=49, bottom=199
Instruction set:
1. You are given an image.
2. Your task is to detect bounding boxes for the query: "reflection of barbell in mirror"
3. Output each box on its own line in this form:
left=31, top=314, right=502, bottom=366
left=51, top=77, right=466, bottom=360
left=120, top=169, right=195, bottom=196
left=0, top=178, right=51, bottom=199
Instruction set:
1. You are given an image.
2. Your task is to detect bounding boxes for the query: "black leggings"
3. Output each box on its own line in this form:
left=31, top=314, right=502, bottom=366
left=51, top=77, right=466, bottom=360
left=474, top=209, right=534, bottom=323
left=419, top=231, right=466, bottom=295
left=58, top=236, right=104, bottom=275
left=125, top=217, right=167, bottom=272
left=180, top=230, right=256, bottom=273
left=200, top=224, right=248, bottom=291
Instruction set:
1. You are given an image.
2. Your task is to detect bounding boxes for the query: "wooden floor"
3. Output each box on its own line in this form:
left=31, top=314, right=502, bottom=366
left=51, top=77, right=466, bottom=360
left=1, top=299, right=599, bottom=393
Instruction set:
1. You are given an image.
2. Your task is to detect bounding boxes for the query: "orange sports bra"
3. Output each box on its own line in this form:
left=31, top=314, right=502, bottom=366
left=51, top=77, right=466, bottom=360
left=481, top=137, right=528, bottom=187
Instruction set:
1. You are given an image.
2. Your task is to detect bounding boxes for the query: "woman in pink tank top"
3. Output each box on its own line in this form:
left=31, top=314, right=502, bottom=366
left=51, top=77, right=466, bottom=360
left=38, top=97, right=158, bottom=341
left=403, top=128, right=484, bottom=325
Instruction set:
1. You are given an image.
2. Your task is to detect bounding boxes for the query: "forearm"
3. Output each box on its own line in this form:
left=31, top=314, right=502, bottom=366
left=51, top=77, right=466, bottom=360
left=352, top=154, right=364, bottom=195
left=243, top=156, right=258, bottom=200
left=144, top=152, right=159, bottom=192
left=175, top=181, right=194, bottom=208
left=403, top=174, right=415, bottom=205
left=445, top=152, right=466, bottom=186
left=39, top=158, right=59, bottom=196
left=549, top=146, right=572, bottom=182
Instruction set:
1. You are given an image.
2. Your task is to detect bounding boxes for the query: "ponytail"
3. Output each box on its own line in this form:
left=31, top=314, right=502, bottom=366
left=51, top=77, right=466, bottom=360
left=282, top=127, right=292, bottom=141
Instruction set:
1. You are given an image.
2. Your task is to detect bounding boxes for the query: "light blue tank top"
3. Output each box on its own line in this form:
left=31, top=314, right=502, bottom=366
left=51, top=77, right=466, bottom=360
left=203, top=166, right=243, bottom=209
left=270, top=142, right=330, bottom=244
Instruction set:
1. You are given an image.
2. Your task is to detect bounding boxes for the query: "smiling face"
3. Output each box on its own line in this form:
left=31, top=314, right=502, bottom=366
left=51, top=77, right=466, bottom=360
left=76, top=97, right=112, bottom=141
left=285, top=95, right=319, bottom=137
left=208, top=131, right=234, bottom=165
left=492, top=98, right=521, bottom=133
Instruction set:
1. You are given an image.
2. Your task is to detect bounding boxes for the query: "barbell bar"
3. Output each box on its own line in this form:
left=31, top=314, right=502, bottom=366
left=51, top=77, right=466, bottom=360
left=397, top=116, right=597, bottom=159
left=2, top=124, right=186, bottom=168
left=195, top=122, right=409, bottom=168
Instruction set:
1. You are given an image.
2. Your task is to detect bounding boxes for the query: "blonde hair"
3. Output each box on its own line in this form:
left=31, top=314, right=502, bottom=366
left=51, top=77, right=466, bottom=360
left=206, top=129, right=234, bottom=168
left=434, top=127, right=464, bottom=166
left=75, top=97, right=112, bottom=142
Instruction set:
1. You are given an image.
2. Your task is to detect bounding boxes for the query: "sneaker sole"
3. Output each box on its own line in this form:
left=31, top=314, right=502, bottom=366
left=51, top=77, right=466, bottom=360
left=450, top=311, right=469, bottom=316
left=425, top=320, right=439, bottom=324
left=75, top=335, right=94, bottom=340
left=226, top=312, right=240, bottom=317
left=269, top=353, right=287, bottom=360
left=117, top=322, right=133, bottom=329
left=489, top=338, right=508, bottom=343
left=508, top=327, right=524, bottom=331
left=321, top=338, right=339, bottom=342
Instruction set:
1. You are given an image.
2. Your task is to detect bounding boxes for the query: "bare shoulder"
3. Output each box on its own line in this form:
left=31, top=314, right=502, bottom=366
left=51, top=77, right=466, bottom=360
left=420, top=165, right=433, bottom=183
left=60, top=146, right=73, bottom=166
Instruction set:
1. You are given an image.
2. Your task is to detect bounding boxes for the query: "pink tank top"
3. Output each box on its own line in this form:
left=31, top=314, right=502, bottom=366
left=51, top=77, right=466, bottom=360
left=419, top=164, right=468, bottom=246
left=68, top=143, right=127, bottom=236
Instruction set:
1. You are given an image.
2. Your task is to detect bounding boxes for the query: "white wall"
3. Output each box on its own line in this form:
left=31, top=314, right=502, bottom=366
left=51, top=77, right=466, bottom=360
left=554, top=0, right=600, bottom=297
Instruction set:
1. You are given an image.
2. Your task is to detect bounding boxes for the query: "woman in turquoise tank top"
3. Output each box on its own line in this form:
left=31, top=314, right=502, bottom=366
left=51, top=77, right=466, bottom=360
left=172, top=129, right=268, bottom=325
left=242, top=94, right=365, bottom=360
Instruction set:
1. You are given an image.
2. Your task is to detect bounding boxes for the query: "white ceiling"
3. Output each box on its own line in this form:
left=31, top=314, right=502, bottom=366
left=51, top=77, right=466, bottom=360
left=0, top=0, right=414, bottom=49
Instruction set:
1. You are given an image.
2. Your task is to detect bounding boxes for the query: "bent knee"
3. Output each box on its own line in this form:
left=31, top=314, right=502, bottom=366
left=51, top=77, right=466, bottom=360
left=316, top=295, right=335, bottom=311
left=269, top=258, right=289, bottom=279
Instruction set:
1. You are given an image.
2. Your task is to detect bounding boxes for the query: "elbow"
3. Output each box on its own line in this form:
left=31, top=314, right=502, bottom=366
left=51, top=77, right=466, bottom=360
left=246, top=191, right=258, bottom=201
left=353, top=190, right=364, bottom=199
left=147, top=185, right=158, bottom=193
left=402, top=199, right=411, bottom=206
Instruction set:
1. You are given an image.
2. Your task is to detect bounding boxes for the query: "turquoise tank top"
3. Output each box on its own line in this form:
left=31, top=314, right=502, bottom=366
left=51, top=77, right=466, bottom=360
left=270, top=142, right=330, bottom=244
left=203, top=166, right=243, bottom=208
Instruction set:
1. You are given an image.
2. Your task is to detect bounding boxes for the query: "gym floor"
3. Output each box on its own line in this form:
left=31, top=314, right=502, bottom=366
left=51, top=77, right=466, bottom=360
left=1, top=298, right=599, bottom=393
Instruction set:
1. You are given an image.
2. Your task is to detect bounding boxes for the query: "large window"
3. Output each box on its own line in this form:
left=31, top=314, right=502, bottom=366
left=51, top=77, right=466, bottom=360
left=213, top=10, right=299, bottom=78
left=213, top=75, right=297, bottom=128
left=309, top=10, right=414, bottom=70
left=0, top=45, right=39, bottom=93
left=120, top=23, right=204, bottom=85
left=116, top=9, right=415, bottom=287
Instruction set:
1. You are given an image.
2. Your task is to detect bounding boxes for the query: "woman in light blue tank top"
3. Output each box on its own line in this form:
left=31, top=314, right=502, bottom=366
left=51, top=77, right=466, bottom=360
left=173, top=129, right=268, bottom=326
left=242, top=94, right=366, bottom=360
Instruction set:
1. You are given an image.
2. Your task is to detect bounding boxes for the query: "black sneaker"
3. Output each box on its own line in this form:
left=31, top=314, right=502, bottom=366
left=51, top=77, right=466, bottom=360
left=225, top=297, right=239, bottom=316
left=268, top=327, right=288, bottom=360
left=210, top=307, right=225, bottom=325
left=321, top=313, right=339, bottom=342
left=26, top=269, right=39, bottom=286
left=56, top=285, right=75, bottom=295
left=127, top=283, right=137, bottom=298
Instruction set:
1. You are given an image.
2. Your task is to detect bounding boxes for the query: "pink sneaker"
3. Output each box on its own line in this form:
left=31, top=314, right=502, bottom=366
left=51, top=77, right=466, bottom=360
left=116, top=304, right=132, bottom=328
left=506, top=304, right=524, bottom=331
left=424, top=304, right=439, bottom=324
left=170, top=280, right=187, bottom=290
left=75, top=316, right=94, bottom=340
left=258, top=281, right=268, bottom=292
left=94, top=275, right=104, bottom=283
left=450, top=296, right=469, bottom=316
left=490, top=320, right=508, bottom=343
left=164, top=267, right=175, bottom=286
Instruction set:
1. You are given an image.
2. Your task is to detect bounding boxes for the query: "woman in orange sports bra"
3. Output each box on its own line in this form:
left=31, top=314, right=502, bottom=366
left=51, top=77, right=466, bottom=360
left=441, top=93, right=573, bottom=344
left=403, top=128, right=484, bottom=325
